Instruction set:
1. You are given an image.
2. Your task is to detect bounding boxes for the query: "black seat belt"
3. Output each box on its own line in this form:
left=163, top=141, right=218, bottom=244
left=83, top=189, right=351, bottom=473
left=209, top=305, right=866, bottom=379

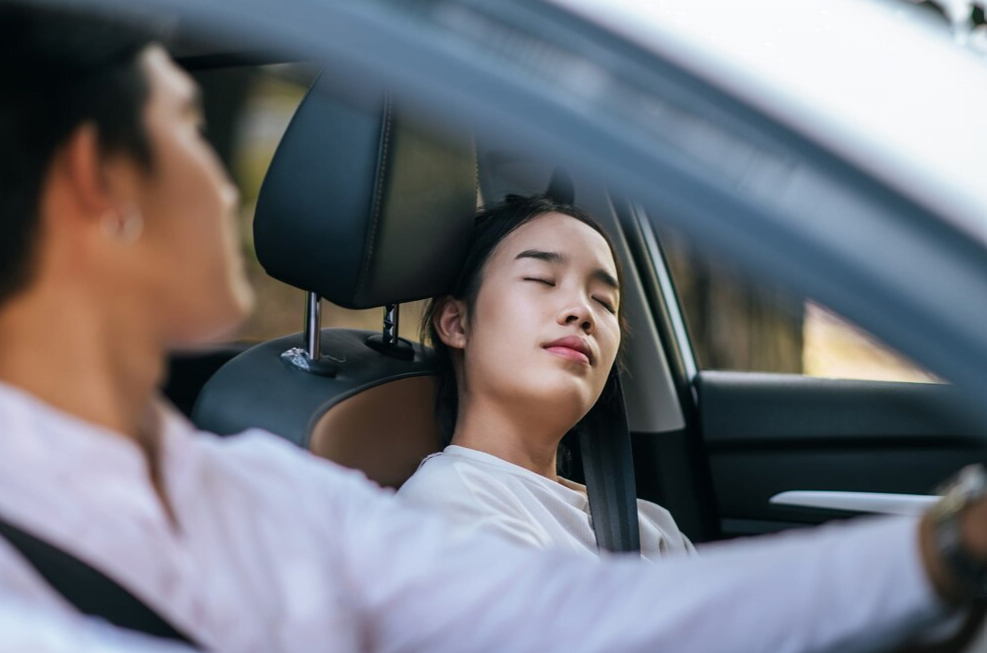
left=579, top=371, right=642, bottom=554
left=542, top=170, right=641, bottom=554
left=0, top=515, right=203, bottom=649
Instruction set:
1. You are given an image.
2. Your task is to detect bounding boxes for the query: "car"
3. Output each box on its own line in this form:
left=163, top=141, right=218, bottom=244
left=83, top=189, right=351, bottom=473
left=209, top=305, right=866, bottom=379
left=10, top=0, right=987, bottom=647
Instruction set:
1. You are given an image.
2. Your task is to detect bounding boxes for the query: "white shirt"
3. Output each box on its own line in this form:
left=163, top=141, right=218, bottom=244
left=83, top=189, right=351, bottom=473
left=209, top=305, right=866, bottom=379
left=0, top=600, right=198, bottom=653
left=399, top=446, right=695, bottom=560
left=0, top=380, right=950, bottom=653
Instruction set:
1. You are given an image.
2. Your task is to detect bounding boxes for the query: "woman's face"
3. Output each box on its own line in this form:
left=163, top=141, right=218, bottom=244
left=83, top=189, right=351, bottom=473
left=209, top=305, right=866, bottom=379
left=460, top=212, right=621, bottom=425
left=110, top=46, right=253, bottom=345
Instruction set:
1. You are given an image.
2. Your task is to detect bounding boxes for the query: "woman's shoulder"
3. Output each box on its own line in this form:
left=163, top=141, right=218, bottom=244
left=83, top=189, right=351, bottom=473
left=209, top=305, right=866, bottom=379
left=399, top=448, right=559, bottom=548
left=399, top=447, right=519, bottom=502
left=399, top=450, right=470, bottom=497
left=400, top=447, right=577, bottom=524
left=404, top=447, right=585, bottom=507
left=635, top=497, right=676, bottom=525
left=635, top=498, right=696, bottom=557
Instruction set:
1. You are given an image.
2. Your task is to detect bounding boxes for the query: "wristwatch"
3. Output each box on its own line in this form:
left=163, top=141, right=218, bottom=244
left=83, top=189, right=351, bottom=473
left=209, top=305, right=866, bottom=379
left=930, top=464, right=987, bottom=600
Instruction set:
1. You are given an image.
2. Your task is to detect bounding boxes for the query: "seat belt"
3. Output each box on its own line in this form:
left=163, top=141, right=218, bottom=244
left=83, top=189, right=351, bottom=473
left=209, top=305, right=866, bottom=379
left=541, top=171, right=640, bottom=554
left=578, top=370, right=642, bottom=554
left=0, top=515, right=203, bottom=649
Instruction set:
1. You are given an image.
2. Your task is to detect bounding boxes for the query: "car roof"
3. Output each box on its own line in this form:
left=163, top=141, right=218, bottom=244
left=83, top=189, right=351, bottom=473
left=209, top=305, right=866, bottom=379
left=549, top=0, right=987, bottom=245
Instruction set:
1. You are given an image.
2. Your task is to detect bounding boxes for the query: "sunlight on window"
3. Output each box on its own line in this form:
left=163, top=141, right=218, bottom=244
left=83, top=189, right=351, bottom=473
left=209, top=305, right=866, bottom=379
left=802, top=302, right=940, bottom=383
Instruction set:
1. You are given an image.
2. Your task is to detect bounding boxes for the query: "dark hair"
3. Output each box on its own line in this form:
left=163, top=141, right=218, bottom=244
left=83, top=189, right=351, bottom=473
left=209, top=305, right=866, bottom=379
left=421, top=194, right=626, bottom=460
left=0, top=4, right=161, bottom=306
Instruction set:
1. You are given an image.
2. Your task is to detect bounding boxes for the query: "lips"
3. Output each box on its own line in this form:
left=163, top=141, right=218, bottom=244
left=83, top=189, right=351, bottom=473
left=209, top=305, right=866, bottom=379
left=543, top=336, right=593, bottom=365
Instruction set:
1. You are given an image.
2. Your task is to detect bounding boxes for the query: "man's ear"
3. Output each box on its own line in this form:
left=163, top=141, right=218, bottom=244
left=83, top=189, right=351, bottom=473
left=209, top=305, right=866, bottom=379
left=433, top=297, right=468, bottom=350
left=57, top=123, right=114, bottom=219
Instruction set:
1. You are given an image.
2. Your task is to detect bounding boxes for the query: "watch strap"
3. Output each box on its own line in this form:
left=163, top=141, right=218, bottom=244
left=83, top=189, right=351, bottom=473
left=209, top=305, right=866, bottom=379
left=933, top=465, right=987, bottom=600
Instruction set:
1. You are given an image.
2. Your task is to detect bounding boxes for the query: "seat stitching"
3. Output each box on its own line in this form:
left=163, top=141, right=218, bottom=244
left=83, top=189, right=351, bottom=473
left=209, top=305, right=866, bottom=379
left=356, top=98, right=394, bottom=302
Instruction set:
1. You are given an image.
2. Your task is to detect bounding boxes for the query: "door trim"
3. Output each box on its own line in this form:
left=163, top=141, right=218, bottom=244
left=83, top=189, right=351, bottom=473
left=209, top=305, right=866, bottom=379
left=769, top=490, right=936, bottom=516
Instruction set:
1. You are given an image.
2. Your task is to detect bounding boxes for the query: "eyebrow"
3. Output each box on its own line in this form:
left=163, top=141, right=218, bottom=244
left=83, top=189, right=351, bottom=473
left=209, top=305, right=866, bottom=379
left=516, top=249, right=564, bottom=265
left=515, top=249, right=620, bottom=291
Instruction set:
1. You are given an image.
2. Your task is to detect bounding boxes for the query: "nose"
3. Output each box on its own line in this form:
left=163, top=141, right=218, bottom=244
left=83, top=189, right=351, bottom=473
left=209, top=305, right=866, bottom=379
left=557, top=295, right=595, bottom=334
left=223, top=181, right=241, bottom=211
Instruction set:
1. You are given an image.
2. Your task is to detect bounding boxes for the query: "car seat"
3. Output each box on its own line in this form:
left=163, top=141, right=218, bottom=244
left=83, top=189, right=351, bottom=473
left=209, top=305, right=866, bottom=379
left=193, top=69, right=641, bottom=554
left=192, top=67, right=477, bottom=488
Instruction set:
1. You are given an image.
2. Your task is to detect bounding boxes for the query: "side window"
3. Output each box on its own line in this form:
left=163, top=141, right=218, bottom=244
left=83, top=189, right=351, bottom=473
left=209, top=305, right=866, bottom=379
left=194, top=63, right=427, bottom=343
left=656, top=225, right=940, bottom=383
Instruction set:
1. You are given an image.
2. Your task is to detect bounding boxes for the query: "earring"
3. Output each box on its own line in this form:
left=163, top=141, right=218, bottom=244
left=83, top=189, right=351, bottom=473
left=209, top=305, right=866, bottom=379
left=100, top=204, right=143, bottom=244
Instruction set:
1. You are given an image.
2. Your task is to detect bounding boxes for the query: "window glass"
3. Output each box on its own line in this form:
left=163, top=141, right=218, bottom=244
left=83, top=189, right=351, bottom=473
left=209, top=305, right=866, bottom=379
left=802, top=302, right=938, bottom=383
left=657, top=225, right=940, bottom=383
left=194, top=63, right=427, bottom=343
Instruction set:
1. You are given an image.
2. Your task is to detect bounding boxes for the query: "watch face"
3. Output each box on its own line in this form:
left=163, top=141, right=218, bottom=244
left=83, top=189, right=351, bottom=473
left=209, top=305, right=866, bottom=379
left=931, top=466, right=985, bottom=543
left=937, top=465, right=987, bottom=505
left=938, top=492, right=965, bottom=517
left=957, top=465, right=987, bottom=493
left=933, top=465, right=987, bottom=600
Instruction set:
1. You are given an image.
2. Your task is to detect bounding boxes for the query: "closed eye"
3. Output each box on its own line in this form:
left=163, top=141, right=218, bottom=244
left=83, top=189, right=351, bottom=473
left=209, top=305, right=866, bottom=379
left=523, top=277, right=556, bottom=286
left=595, top=297, right=617, bottom=314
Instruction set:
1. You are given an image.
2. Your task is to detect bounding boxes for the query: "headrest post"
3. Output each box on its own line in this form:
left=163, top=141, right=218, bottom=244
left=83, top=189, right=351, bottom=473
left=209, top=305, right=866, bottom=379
left=382, top=304, right=399, bottom=346
left=366, top=303, right=414, bottom=361
left=279, top=292, right=339, bottom=377
left=304, top=292, right=322, bottom=361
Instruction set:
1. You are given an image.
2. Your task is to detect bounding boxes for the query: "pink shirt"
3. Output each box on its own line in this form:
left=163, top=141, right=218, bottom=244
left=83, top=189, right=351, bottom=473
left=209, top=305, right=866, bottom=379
left=0, top=381, right=949, bottom=653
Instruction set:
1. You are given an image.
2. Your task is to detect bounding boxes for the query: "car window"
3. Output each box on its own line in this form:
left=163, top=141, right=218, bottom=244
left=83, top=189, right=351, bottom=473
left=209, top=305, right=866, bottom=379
left=656, top=224, right=940, bottom=383
left=193, top=62, right=428, bottom=343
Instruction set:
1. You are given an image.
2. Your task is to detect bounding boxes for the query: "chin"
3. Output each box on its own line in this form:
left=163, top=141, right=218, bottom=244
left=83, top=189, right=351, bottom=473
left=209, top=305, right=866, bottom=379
left=169, top=287, right=255, bottom=347
left=524, top=374, right=597, bottom=419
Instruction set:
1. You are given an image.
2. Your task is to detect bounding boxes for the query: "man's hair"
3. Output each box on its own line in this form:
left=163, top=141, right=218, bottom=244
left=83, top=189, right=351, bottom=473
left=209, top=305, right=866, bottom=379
left=0, top=3, right=161, bottom=305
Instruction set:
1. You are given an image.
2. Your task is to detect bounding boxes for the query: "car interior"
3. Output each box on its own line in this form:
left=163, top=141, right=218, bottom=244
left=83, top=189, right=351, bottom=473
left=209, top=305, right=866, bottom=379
left=163, top=49, right=987, bottom=550
left=5, top=2, right=987, bottom=650
left=193, top=66, right=477, bottom=490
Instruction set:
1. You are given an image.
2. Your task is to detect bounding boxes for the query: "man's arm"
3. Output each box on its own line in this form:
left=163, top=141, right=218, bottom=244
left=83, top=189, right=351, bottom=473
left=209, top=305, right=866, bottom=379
left=332, top=470, right=947, bottom=653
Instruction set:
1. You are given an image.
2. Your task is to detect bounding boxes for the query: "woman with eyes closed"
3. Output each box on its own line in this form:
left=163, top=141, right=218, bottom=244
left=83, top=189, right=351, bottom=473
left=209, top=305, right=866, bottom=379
left=398, top=194, right=694, bottom=560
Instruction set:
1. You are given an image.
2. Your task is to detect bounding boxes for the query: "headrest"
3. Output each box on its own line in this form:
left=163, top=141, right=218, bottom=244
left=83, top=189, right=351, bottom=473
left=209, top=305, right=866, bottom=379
left=254, top=68, right=477, bottom=309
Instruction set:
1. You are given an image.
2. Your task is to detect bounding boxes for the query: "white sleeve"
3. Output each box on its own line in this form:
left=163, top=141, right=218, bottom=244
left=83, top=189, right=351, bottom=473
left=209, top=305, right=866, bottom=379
left=333, top=471, right=948, bottom=653
left=0, top=603, right=198, bottom=653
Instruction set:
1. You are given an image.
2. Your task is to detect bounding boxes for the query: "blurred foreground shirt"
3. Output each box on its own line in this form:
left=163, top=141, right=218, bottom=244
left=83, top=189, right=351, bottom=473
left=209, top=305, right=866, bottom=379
left=0, top=380, right=950, bottom=653
left=0, top=599, right=198, bottom=653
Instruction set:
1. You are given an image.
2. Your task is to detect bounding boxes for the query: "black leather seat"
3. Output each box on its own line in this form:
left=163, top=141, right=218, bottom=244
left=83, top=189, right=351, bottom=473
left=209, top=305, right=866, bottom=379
left=193, top=68, right=477, bottom=488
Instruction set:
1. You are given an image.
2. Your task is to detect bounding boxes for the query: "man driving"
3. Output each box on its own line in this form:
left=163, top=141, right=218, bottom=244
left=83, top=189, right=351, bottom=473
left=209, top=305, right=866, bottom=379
left=0, top=4, right=983, bottom=652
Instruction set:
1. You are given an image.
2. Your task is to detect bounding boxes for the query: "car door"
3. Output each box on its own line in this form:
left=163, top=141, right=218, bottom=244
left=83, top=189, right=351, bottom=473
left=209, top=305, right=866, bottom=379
left=629, top=209, right=987, bottom=541
left=696, top=371, right=985, bottom=538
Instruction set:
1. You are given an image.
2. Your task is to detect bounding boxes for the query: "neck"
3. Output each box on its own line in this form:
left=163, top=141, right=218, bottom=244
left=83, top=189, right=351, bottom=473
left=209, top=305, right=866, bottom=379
left=0, top=280, right=178, bottom=527
left=0, top=282, right=164, bottom=447
left=451, top=393, right=570, bottom=481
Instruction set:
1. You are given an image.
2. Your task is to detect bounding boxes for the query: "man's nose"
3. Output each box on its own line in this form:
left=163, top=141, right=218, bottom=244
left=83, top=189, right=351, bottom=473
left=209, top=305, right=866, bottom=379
left=223, top=181, right=240, bottom=210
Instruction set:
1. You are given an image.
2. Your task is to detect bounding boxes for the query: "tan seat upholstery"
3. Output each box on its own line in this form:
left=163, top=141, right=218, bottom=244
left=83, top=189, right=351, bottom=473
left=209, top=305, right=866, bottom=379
left=309, top=376, right=440, bottom=489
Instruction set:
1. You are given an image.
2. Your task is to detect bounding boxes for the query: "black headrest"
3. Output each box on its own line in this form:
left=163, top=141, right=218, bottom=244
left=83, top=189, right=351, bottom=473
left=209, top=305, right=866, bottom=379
left=254, top=68, right=477, bottom=309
